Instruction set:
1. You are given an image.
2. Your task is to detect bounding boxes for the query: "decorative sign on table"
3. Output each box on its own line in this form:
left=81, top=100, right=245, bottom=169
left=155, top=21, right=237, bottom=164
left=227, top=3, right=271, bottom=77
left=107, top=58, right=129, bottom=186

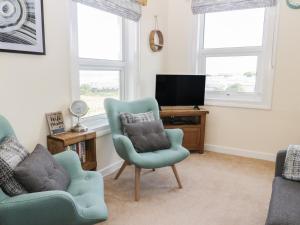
left=46, top=111, right=65, bottom=136
left=0, top=0, right=46, bottom=54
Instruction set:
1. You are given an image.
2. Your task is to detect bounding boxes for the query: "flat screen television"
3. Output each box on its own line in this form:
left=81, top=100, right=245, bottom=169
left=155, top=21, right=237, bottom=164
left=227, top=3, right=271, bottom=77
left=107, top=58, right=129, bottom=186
left=155, top=74, right=206, bottom=109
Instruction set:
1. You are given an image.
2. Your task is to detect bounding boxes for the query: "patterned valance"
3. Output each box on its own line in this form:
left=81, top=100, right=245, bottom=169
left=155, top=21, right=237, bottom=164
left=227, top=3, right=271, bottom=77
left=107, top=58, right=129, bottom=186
left=192, top=0, right=278, bottom=14
left=74, top=0, right=142, bottom=21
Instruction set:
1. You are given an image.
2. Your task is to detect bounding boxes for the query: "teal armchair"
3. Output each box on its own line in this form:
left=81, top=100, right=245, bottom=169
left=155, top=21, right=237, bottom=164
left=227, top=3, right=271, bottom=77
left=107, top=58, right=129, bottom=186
left=104, top=98, right=190, bottom=201
left=0, top=115, right=108, bottom=225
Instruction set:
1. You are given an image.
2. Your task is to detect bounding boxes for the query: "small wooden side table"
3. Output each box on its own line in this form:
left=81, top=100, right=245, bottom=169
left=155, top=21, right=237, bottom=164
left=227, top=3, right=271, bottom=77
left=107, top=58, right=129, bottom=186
left=47, top=131, right=97, bottom=171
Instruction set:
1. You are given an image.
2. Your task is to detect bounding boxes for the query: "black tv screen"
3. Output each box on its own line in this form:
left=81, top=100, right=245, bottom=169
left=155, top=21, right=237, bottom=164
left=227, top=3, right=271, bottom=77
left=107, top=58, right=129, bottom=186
left=155, top=75, right=206, bottom=107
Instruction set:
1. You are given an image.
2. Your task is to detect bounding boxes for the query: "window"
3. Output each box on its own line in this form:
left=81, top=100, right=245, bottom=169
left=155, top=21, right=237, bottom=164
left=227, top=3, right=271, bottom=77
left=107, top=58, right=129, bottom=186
left=196, top=7, right=278, bottom=109
left=71, top=2, right=138, bottom=129
left=77, top=5, right=123, bottom=60
left=80, top=70, right=121, bottom=116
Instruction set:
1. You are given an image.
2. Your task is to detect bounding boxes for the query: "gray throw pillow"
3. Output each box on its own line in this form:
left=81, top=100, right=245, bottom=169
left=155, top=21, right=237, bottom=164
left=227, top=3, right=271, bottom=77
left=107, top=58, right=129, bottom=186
left=14, top=144, right=71, bottom=193
left=123, top=120, right=171, bottom=153
left=0, top=136, right=29, bottom=196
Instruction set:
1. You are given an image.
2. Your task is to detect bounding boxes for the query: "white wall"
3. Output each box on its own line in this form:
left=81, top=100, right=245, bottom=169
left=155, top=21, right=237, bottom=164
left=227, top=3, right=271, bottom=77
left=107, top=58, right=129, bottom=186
left=0, top=0, right=167, bottom=171
left=141, top=0, right=300, bottom=157
left=0, top=0, right=72, bottom=150
left=138, top=0, right=169, bottom=97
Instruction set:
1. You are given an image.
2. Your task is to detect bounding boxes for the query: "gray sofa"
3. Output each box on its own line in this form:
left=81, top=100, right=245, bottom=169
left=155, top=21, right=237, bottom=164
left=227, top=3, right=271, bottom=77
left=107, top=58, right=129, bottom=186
left=266, top=150, right=300, bottom=225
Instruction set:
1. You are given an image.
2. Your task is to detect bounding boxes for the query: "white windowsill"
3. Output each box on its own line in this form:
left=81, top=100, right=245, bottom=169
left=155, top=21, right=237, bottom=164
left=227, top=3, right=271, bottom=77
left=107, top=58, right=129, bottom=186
left=205, top=98, right=272, bottom=110
left=95, top=126, right=112, bottom=138
left=80, top=116, right=112, bottom=137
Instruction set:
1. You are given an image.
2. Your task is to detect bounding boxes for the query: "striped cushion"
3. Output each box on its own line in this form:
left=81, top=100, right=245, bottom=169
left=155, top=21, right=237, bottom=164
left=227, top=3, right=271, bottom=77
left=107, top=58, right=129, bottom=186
left=120, top=111, right=155, bottom=124
left=283, top=145, right=300, bottom=181
left=0, top=136, right=28, bottom=196
left=120, top=111, right=155, bottom=134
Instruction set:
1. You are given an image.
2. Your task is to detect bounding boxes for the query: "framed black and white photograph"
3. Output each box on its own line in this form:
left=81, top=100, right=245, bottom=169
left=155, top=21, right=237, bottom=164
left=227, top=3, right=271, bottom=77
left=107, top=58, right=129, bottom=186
left=0, top=0, right=45, bottom=55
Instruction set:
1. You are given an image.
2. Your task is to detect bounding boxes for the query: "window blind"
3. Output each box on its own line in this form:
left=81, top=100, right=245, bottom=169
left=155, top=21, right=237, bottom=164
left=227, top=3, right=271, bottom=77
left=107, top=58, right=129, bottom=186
left=74, top=0, right=142, bottom=21
left=191, top=0, right=277, bottom=14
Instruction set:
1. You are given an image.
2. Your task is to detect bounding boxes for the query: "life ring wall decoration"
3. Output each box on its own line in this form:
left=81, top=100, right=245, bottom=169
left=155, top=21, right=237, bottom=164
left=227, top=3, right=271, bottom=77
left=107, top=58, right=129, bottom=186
left=287, top=0, right=300, bottom=9
left=149, top=30, right=164, bottom=52
left=149, top=15, right=164, bottom=52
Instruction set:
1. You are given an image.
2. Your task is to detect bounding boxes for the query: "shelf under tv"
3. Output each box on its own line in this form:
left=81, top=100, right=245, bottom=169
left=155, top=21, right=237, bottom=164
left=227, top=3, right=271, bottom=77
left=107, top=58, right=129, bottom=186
left=160, top=108, right=209, bottom=154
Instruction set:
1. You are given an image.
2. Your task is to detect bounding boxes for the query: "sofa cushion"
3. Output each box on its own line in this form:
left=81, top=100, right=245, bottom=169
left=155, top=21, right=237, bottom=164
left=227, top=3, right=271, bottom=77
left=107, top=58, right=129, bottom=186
left=282, top=145, right=300, bottom=181
left=123, top=120, right=171, bottom=153
left=14, top=144, right=71, bottom=193
left=0, top=136, right=28, bottom=196
left=266, top=177, right=300, bottom=225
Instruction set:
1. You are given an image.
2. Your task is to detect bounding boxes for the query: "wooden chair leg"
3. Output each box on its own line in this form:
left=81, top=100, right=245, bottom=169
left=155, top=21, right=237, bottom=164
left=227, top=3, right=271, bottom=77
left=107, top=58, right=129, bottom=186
left=171, top=165, right=183, bottom=189
left=114, top=161, right=127, bottom=180
left=135, top=166, right=141, bottom=201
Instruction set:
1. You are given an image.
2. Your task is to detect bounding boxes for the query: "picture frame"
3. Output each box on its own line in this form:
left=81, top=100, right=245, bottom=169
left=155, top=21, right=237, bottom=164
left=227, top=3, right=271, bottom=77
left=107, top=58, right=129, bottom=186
left=0, top=0, right=46, bottom=55
left=46, top=111, right=66, bottom=136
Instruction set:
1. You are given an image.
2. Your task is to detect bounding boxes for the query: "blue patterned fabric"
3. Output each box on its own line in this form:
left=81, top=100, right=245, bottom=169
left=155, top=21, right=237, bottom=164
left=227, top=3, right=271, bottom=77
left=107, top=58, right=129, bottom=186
left=192, top=0, right=278, bottom=14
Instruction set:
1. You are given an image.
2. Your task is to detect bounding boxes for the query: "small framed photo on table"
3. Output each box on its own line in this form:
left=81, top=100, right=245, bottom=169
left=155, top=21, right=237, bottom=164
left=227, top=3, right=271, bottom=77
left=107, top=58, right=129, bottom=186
left=0, top=0, right=46, bottom=55
left=46, top=111, right=65, bottom=136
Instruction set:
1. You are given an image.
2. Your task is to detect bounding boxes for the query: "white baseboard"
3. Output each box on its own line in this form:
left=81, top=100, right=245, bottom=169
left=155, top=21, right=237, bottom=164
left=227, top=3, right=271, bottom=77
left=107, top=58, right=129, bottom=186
left=205, top=144, right=276, bottom=162
left=97, top=145, right=275, bottom=177
left=98, top=160, right=123, bottom=177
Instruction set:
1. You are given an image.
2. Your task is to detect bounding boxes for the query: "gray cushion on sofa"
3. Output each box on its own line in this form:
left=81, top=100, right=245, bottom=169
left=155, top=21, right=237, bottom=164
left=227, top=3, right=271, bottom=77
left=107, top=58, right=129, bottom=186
left=123, top=120, right=171, bottom=153
left=265, top=177, right=300, bottom=225
left=14, top=144, right=70, bottom=193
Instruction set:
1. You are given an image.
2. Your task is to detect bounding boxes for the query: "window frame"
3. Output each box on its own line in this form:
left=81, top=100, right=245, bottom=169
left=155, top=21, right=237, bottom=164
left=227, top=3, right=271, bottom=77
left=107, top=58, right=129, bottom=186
left=194, top=5, right=279, bottom=109
left=70, top=1, right=139, bottom=131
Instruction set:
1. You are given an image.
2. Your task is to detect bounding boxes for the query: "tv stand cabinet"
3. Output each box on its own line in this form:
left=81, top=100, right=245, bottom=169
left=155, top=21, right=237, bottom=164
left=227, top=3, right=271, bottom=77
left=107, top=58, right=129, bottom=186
left=160, top=109, right=209, bottom=154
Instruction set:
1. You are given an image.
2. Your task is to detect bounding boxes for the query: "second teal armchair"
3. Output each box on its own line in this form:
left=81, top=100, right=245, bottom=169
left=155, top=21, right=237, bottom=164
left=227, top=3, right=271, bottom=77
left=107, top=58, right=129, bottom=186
left=0, top=115, right=108, bottom=225
left=104, top=98, right=190, bottom=201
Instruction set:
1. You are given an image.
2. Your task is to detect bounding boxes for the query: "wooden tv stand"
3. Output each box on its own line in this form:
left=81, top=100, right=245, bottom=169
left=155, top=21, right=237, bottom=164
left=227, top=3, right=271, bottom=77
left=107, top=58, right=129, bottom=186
left=160, top=109, right=209, bottom=154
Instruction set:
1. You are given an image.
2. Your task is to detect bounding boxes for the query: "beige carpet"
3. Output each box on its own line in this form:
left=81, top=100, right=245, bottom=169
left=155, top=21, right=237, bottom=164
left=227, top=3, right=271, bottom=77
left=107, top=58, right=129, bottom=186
left=100, top=152, right=274, bottom=225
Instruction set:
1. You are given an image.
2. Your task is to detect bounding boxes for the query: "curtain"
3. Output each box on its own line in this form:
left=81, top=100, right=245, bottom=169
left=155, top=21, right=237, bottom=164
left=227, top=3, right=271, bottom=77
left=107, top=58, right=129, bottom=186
left=191, top=0, right=277, bottom=14
left=74, top=0, right=142, bottom=21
